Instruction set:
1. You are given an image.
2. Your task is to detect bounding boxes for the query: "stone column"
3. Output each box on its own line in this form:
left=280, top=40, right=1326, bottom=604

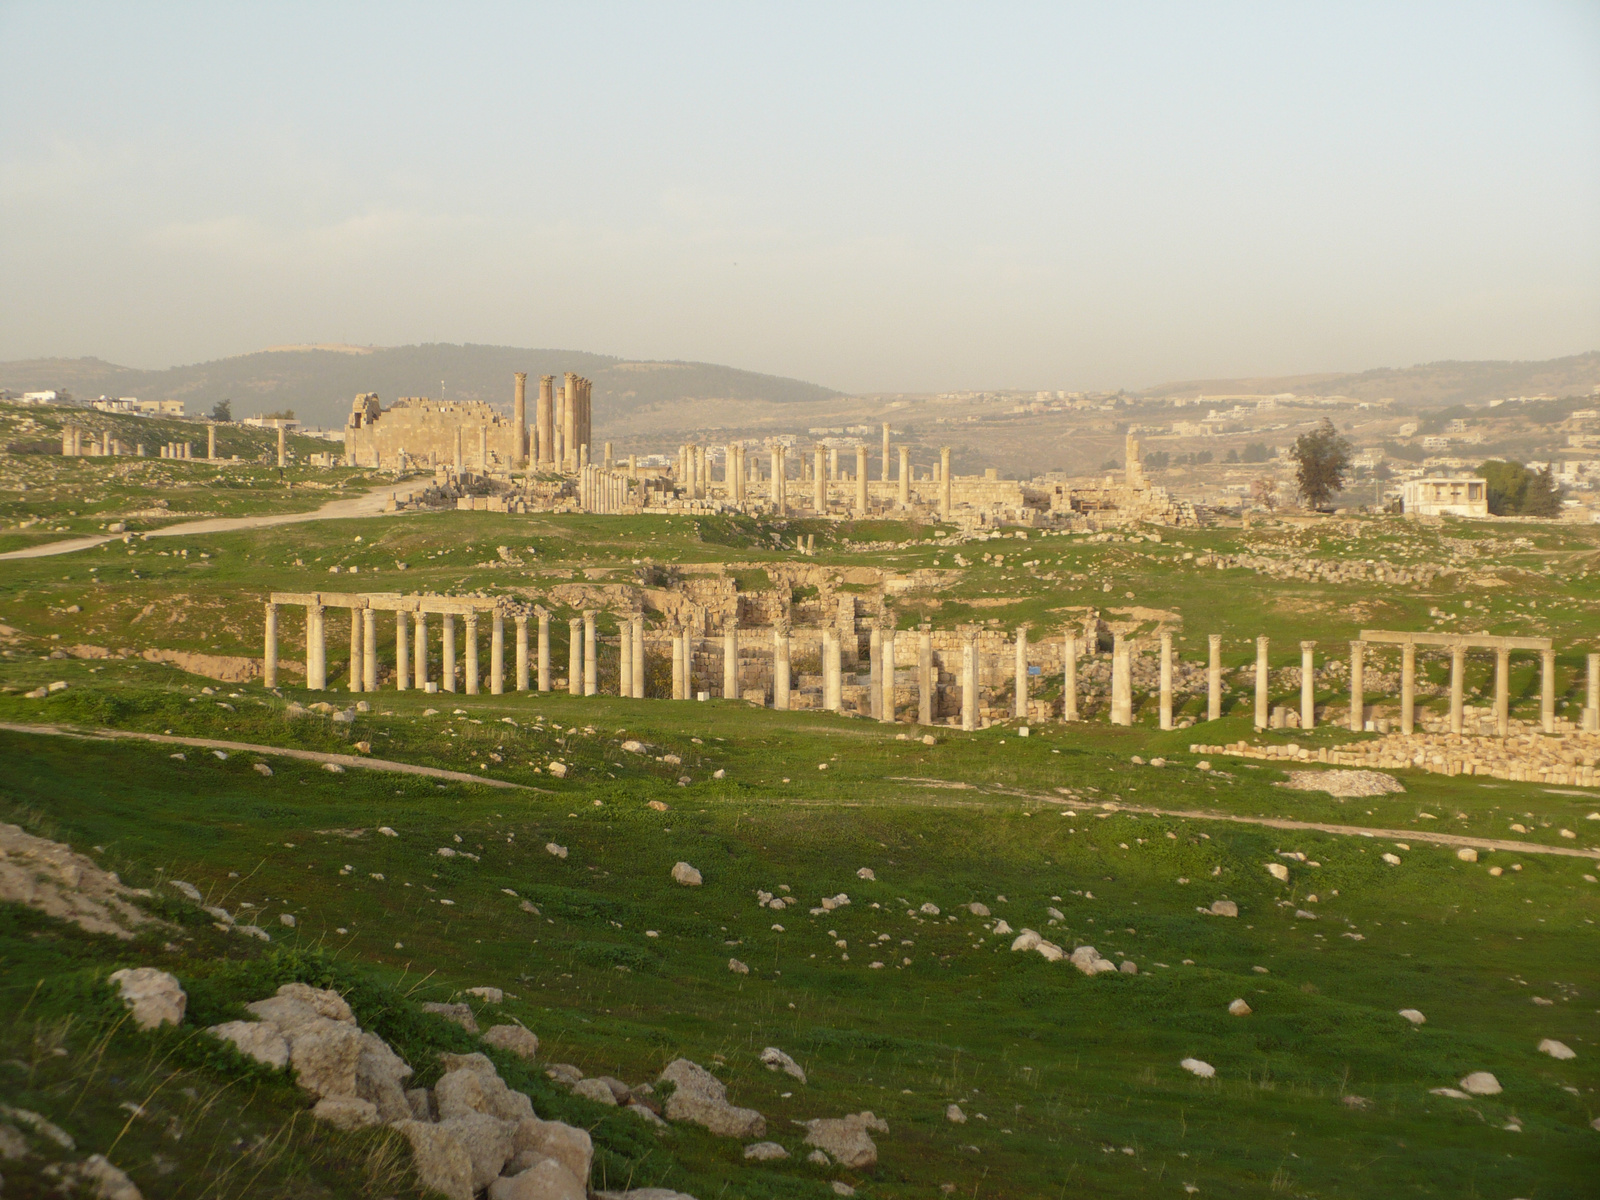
left=1063, top=632, right=1078, bottom=721
left=263, top=603, right=279, bottom=688
left=869, top=625, right=883, bottom=719
left=564, top=373, right=579, bottom=471
left=723, top=619, right=738, bottom=699
left=443, top=615, right=457, bottom=693
left=1400, top=641, right=1416, bottom=735
left=583, top=611, right=597, bottom=696
left=491, top=612, right=505, bottom=695
left=1494, top=645, right=1510, bottom=736
left=464, top=612, right=480, bottom=695
left=277, top=424, right=286, bottom=469
left=898, top=446, right=910, bottom=506
left=918, top=625, right=934, bottom=725
left=881, top=626, right=896, bottom=724
left=349, top=607, right=363, bottom=692
left=362, top=609, right=377, bottom=692
left=1159, top=631, right=1174, bottom=730
left=881, top=422, right=891, bottom=482
left=307, top=603, right=326, bottom=691
left=568, top=619, right=582, bottom=696
left=620, top=618, right=634, bottom=698
left=814, top=445, right=826, bottom=512
left=513, top=372, right=528, bottom=466
left=207, top=426, right=216, bottom=460
left=396, top=611, right=409, bottom=691
left=1110, top=633, right=1131, bottom=726
left=961, top=632, right=978, bottom=731
left=774, top=624, right=791, bottom=710
left=1449, top=644, right=1465, bottom=734
left=413, top=611, right=428, bottom=690
left=454, top=427, right=463, bottom=477
left=1254, top=636, right=1269, bottom=730
left=1207, top=634, right=1222, bottom=721
left=479, top=426, right=488, bottom=473
left=829, top=446, right=839, bottom=481
left=855, top=445, right=869, bottom=514
left=1015, top=627, right=1030, bottom=720
left=1541, top=648, right=1556, bottom=734
left=684, top=629, right=697, bottom=697
left=1349, top=641, right=1365, bottom=732
left=1299, top=641, right=1316, bottom=730
left=1586, top=652, right=1600, bottom=733
left=537, top=609, right=551, bottom=692
left=939, top=448, right=952, bottom=521
left=632, top=617, right=646, bottom=699
left=538, top=376, right=554, bottom=465
left=672, top=631, right=685, bottom=700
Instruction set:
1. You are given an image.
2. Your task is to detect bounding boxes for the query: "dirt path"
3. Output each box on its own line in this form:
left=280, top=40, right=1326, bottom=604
left=0, top=484, right=403, bottom=561
left=0, top=721, right=534, bottom=791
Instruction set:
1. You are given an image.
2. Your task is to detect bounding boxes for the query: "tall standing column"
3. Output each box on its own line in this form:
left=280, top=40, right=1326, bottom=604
left=1254, top=636, right=1269, bottom=730
left=1207, top=633, right=1222, bottom=721
left=1015, top=627, right=1030, bottom=720
left=362, top=608, right=377, bottom=692
left=208, top=426, right=216, bottom=460
left=918, top=625, right=934, bottom=725
left=464, top=613, right=480, bottom=694
left=881, top=626, right=896, bottom=724
left=1299, top=641, right=1316, bottom=730
left=1540, top=648, right=1556, bottom=734
left=898, top=446, right=910, bottom=506
left=263, top=603, right=279, bottom=688
left=537, top=376, right=554, bottom=465
left=1110, top=633, right=1131, bottom=726
left=869, top=626, right=883, bottom=719
left=1585, top=652, right=1600, bottom=733
left=723, top=619, right=739, bottom=699
left=1449, top=644, right=1465, bottom=734
left=684, top=629, right=696, bottom=698
left=814, top=445, right=826, bottom=513
left=568, top=619, right=582, bottom=696
left=277, top=425, right=286, bottom=469
left=443, top=615, right=457, bottom=693
left=414, top=611, right=428, bottom=690
left=395, top=612, right=409, bottom=691
left=1400, top=641, right=1416, bottom=735
left=490, top=611, right=505, bottom=695
left=583, top=611, right=597, bottom=697
left=349, top=608, right=363, bottom=692
left=1349, top=641, right=1365, bottom=732
left=1063, top=633, right=1078, bottom=721
left=307, top=604, right=326, bottom=691
left=829, top=446, right=839, bottom=481
left=620, top=617, right=634, bottom=697
left=1494, top=645, right=1510, bottom=736
left=537, top=609, right=551, bottom=692
left=939, top=448, right=952, bottom=521
left=855, top=445, right=869, bottom=514
left=563, top=373, right=579, bottom=472
left=513, top=372, right=528, bottom=467
left=774, top=624, right=791, bottom=710
left=961, top=632, right=978, bottom=731
left=881, top=422, right=891, bottom=482
left=1159, top=631, right=1174, bottom=731
left=632, top=617, right=646, bottom=699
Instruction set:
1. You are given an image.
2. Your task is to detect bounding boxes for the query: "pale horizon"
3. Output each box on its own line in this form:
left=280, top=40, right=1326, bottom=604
left=2, top=2, right=1597, bottom=394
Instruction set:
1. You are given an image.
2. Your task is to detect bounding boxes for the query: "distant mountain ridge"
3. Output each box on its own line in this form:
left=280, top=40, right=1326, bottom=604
left=0, top=344, right=844, bottom=430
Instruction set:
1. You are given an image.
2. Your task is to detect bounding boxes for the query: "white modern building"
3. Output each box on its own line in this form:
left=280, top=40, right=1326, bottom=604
left=1402, top=477, right=1488, bottom=518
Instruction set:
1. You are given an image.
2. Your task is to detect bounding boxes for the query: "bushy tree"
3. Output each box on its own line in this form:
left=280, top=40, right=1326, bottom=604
left=210, top=399, right=232, bottom=422
left=1478, top=460, right=1565, bottom=516
left=1143, top=451, right=1170, bottom=470
left=1241, top=442, right=1272, bottom=463
left=1290, top=418, right=1352, bottom=509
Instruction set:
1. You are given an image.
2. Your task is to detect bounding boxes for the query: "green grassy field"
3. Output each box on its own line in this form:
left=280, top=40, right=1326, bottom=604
left=1, top=499, right=1597, bottom=1197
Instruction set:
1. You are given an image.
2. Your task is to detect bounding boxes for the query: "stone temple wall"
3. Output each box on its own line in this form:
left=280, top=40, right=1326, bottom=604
left=345, top=396, right=521, bottom=471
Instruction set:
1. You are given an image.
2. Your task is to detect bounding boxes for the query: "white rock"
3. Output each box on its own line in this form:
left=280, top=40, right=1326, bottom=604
left=1228, top=999, right=1251, bottom=1016
left=1539, top=1039, right=1576, bottom=1060
left=1010, top=929, right=1042, bottom=952
left=438, top=1112, right=519, bottom=1190
left=992, top=919, right=1012, bottom=935
left=759, top=1046, right=806, bottom=1084
left=728, top=958, right=750, bottom=975
left=1180, top=1058, right=1215, bottom=1078
left=1429, top=1087, right=1469, bottom=1099
left=659, top=1058, right=766, bottom=1139
left=801, top=1112, right=886, bottom=1170
left=109, top=968, right=187, bottom=1030
left=79, top=1154, right=144, bottom=1200
left=919, top=902, right=940, bottom=916
left=1209, top=899, right=1238, bottom=917
left=548, top=762, right=568, bottom=778
left=1399, top=1009, right=1426, bottom=1025
left=436, top=1052, right=533, bottom=1122
left=1266, top=863, right=1289, bottom=882
left=1456, top=847, right=1478, bottom=863
left=743, top=1141, right=789, bottom=1160
left=512, top=1116, right=593, bottom=1185
left=573, top=1078, right=620, bottom=1105
left=378, top=826, right=398, bottom=837
left=1459, top=1072, right=1501, bottom=1096
left=945, top=1103, right=966, bottom=1123
left=279, top=913, right=296, bottom=927
left=621, top=740, right=646, bottom=753
left=467, top=986, right=504, bottom=1004
left=484, top=1024, right=540, bottom=1060
left=968, top=902, right=990, bottom=917
left=396, top=1120, right=475, bottom=1200
left=488, top=1158, right=585, bottom=1200
left=167, top=879, right=203, bottom=902
left=209, top=1019, right=289, bottom=1069
left=1381, top=853, right=1401, bottom=866
left=544, top=842, right=568, bottom=858
left=312, top=1095, right=379, bottom=1130
left=856, top=867, right=876, bottom=881
left=672, top=862, right=703, bottom=886
left=253, top=762, right=273, bottom=776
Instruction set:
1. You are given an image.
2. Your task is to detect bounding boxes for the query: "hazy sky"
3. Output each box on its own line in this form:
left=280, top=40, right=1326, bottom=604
left=2, top=3, right=1597, bottom=392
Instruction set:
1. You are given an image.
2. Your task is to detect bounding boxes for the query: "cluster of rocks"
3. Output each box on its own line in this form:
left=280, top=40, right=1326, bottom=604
left=1194, top=728, right=1600, bottom=788
left=1009, top=929, right=1134, bottom=976
left=0, top=822, right=153, bottom=940
left=0, top=1106, right=144, bottom=1200
left=1198, top=550, right=1446, bottom=588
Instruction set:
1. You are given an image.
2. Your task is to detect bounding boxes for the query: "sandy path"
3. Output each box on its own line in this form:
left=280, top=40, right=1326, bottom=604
left=0, top=484, right=402, bottom=561
left=0, top=721, right=533, bottom=790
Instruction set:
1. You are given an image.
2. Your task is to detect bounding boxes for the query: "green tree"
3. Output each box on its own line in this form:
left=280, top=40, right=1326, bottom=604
left=1522, top=466, right=1564, bottom=516
left=1289, top=418, right=1352, bottom=509
left=1475, top=460, right=1530, bottom=515
left=210, top=399, right=232, bottom=422
left=1143, top=450, right=1170, bottom=470
left=1241, top=442, right=1271, bottom=463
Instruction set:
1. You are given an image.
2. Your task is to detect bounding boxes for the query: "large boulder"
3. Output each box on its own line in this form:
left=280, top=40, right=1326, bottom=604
left=801, top=1112, right=886, bottom=1170
left=659, top=1058, right=765, bottom=1139
left=488, top=1158, right=585, bottom=1200
left=439, top=1112, right=518, bottom=1190
left=512, top=1117, right=592, bottom=1184
left=396, top=1121, right=475, bottom=1200
left=436, top=1052, right=535, bottom=1123
left=485, top=1024, right=540, bottom=1060
left=355, top=1031, right=413, bottom=1120
left=245, top=983, right=354, bottom=1031
left=283, top=1018, right=363, bottom=1098
left=310, top=1095, right=379, bottom=1130
left=209, top=1019, right=289, bottom=1069
left=108, top=968, right=186, bottom=1030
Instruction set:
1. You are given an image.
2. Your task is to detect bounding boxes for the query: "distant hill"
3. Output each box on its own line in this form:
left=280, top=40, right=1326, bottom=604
left=1140, top=351, right=1600, bottom=409
left=0, top=344, right=845, bottom=431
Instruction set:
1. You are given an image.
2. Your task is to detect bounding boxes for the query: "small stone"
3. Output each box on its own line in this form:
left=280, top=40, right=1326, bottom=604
left=1381, top=853, right=1401, bottom=866
left=465, top=986, right=503, bottom=1004
left=108, top=968, right=186, bottom=1030
left=759, top=1046, right=806, bottom=1084
left=807, top=1149, right=831, bottom=1166
left=1266, top=863, right=1289, bottom=882
left=1228, top=999, right=1251, bottom=1016
left=728, top=958, right=749, bottom=975
left=1399, top=1009, right=1426, bottom=1025
left=945, top=1103, right=967, bottom=1123
left=1539, top=1039, right=1576, bottom=1060
left=672, top=862, right=703, bottom=886
left=1180, top=1058, right=1215, bottom=1078
left=968, top=902, right=990, bottom=917
left=312, top=1095, right=380, bottom=1130
left=422, top=1002, right=480, bottom=1034
left=1456, top=847, right=1478, bottom=863
left=744, top=1141, right=789, bottom=1161
left=1459, top=1072, right=1501, bottom=1096
left=856, top=867, right=876, bottom=881
left=546, top=842, right=568, bottom=858
left=573, top=1078, right=619, bottom=1105
left=1209, top=899, right=1239, bottom=917
left=484, top=1025, right=539, bottom=1060
left=253, top=762, right=273, bottom=776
